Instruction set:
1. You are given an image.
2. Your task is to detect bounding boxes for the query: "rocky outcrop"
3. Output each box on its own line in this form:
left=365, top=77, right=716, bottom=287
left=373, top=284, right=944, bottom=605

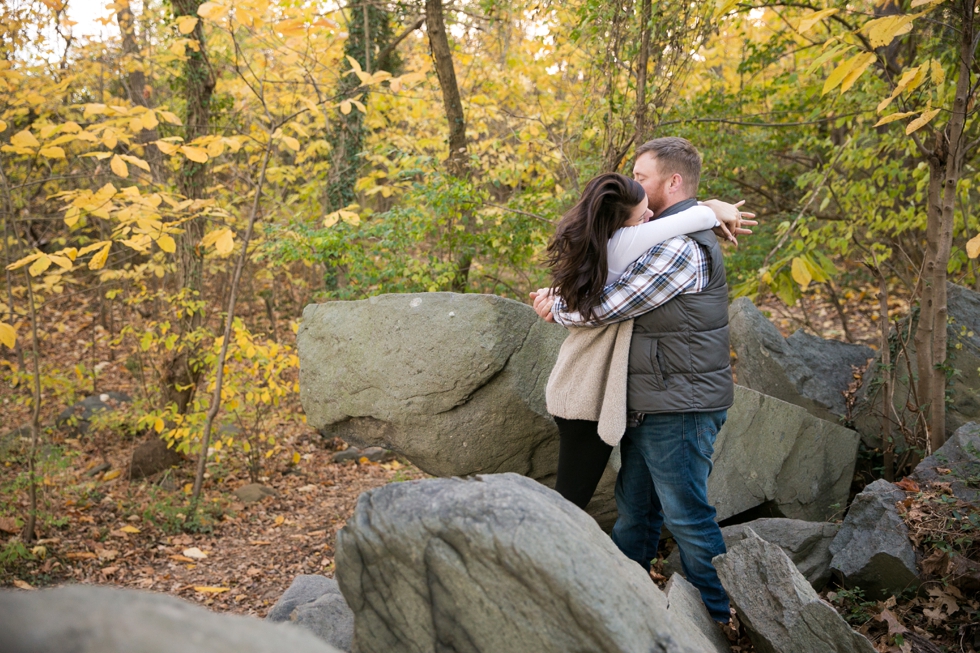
left=665, top=574, right=732, bottom=653
left=0, top=585, right=342, bottom=653
left=56, top=392, right=131, bottom=435
left=829, top=480, right=918, bottom=600
left=729, top=298, right=873, bottom=423
left=300, top=294, right=860, bottom=530
left=335, top=473, right=701, bottom=653
left=709, top=386, right=861, bottom=523
left=714, top=529, right=876, bottom=653
left=267, top=576, right=354, bottom=652
left=912, top=421, right=980, bottom=505
left=666, top=518, right=839, bottom=590
left=854, top=283, right=980, bottom=445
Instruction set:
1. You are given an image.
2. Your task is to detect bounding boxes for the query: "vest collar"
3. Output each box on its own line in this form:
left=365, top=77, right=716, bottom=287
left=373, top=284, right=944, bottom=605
left=655, top=198, right=699, bottom=220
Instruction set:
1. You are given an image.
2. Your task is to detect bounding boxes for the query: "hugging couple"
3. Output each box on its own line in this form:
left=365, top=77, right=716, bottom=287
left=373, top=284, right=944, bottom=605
left=530, top=137, right=755, bottom=626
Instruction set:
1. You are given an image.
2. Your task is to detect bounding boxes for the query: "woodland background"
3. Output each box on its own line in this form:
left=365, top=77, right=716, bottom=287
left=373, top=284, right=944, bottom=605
left=0, top=0, right=979, bottom=648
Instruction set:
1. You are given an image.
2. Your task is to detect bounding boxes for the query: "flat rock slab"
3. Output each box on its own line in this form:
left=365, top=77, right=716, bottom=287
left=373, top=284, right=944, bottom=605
left=830, top=480, right=918, bottom=600
left=729, top=297, right=873, bottom=422
left=234, top=483, right=278, bottom=504
left=664, top=518, right=840, bottom=590
left=335, top=473, right=701, bottom=653
left=56, top=392, right=131, bottom=435
left=0, top=585, right=342, bottom=653
left=715, top=530, right=876, bottom=653
left=268, top=576, right=353, bottom=652
left=709, top=386, right=860, bottom=523
left=912, top=422, right=980, bottom=505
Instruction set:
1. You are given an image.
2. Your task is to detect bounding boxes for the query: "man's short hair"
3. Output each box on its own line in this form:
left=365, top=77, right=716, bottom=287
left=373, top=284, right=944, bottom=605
left=635, top=137, right=702, bottom=194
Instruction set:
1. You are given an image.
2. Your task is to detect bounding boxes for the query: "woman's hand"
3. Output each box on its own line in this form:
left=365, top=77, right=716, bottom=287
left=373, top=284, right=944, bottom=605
left=529, top=288, right=556, bottom=322
left=700, top=199, right=758, bottom=246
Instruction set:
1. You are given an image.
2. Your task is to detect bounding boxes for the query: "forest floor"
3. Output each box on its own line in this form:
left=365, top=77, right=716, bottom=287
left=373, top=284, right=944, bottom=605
left=3, top=283, right=978, bottom=652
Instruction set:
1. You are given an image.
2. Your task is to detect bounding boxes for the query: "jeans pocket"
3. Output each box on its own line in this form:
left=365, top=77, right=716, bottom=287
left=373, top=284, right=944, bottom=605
left=695, top=418, right=717, bottom=459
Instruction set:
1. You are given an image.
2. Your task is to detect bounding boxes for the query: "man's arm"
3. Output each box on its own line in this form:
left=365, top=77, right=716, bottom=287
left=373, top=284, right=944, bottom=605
left=552, top=236, right=706, bottom=327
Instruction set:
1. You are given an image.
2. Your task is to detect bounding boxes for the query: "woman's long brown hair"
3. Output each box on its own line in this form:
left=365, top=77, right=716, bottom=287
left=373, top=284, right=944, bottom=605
left=546, top=173, right=646, bottom=321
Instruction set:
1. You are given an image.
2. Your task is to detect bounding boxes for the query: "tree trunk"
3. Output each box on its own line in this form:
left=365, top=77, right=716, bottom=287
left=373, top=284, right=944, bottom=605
left=116, top=0, right=164, bottom=183
left=165, top=0, right=215, bottom=413
left=634, top=0, right=652, bottom=146
left=424, top=0, right=473, bottom=291
left=913, top=0, right=975, bottom=452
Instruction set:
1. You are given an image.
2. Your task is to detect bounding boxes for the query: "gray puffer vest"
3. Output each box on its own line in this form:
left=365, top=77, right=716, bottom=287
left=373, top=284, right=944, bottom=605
left=626, top=228, right=734, bottom=414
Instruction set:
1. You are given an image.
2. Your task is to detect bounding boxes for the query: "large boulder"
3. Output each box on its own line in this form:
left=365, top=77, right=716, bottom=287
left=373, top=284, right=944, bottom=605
left=729, top=297, right=874, bottom=423
left=829, top=480, right=918, bottom=600
left=0, top=585, right=342, bottom=653
left=709, top=386, right=860, bottom=523
left=664, top=574, right=731, bottom=653
left=298, top=293, right=620, bottom=526
left=267, top=576, right=354, bottom=652
left=714, top=529, right=876, bottom=653
left=335, top=472, right=702, bottom=653
left=854, top=283, right=980, bottom=445
left=665, top=518, right=839, bottom=590
left=911, top=421, right=980, bottom=505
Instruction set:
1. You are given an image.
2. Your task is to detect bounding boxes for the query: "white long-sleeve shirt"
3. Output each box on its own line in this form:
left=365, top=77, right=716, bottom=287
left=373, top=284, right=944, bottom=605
left=605, top=204, right=717, bottom=284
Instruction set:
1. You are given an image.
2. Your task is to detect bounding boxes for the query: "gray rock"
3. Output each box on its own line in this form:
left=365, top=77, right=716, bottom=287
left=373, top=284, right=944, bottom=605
left=829, top=479, right=918, bottom=600
left=854, top=283, right=980, bottom=446
left=56, top=392, right=131, bottom=435
left=665, top=574, right=731, bottom=652
left=911, top=421, right=980, bottom=505
left=729, top=297, right=873, bottom=423
left=710, top=385, right=861, bottom=523
left=268, top=576, right=353, bottom=652
left=335, top=472, right=701, bottom=653
left=664, top=518, right=839, bottom=590
left=331, top=447, right=363, bottom=464
left=331, top=447, right=391, bottom=464
left=0, top=584, right=342, bottom=653
left=714, top=529, right=876, bottom=653
left=234, top=483, right=278, bottom=504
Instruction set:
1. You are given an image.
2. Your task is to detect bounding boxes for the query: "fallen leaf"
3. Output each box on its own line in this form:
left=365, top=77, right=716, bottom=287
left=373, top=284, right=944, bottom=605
left=182, top=547, right=207, bottom=560
left=119, top=525, right=141, bottom=534
left=894, top=477, right=919, bottom=493
left=95, top=547, right=119, bottom=561
left=102, top=469, right=122, bottom=481
left=12, top=579, right=34, bottom=590
left=250, top=541, right=272, bottom=546
left=66, top=551, right=97, bottom=559
left=194, top=586, right=230, bottom=594
left=936, top=467, right=952, bottom=474
left=876, top=608, right=907, bottom=635
left=169, top=554, right=196, bottom=563
left=921, top=549, right=949, bottom=576
left=274, top=515, right=284, bottom=526
left=101, top=566, right=119, bottom=576
left=0, top=516, right=19, bottom=533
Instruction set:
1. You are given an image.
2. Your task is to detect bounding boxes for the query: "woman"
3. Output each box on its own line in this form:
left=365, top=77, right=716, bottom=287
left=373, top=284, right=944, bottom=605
left=540, top=173, right=746, bottom=509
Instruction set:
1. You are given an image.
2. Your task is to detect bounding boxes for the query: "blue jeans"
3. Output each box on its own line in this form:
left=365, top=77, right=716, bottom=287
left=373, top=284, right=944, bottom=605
left=611, top=410, right=730, bottom=622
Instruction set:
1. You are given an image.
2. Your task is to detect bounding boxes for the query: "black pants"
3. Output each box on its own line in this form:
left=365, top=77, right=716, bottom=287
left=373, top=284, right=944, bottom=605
left=553, top=417, right=614, bottom=509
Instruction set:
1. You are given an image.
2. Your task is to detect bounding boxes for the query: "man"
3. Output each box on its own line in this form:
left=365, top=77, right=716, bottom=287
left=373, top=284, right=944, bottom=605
left=533, top=137, right=749, bottom=624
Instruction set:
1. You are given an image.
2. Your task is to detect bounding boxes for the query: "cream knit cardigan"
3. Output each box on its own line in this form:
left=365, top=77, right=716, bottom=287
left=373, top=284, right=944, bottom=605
left=545, top=319, right=634, bottom=446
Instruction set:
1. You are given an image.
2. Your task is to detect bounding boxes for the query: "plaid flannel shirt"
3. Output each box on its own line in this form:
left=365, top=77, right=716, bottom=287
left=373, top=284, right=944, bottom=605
left=552, top=235, right=709, bottom=327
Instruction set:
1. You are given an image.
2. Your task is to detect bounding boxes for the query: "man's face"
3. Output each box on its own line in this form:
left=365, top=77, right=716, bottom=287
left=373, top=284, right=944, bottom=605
left=632, top=153, right=671, bottom=217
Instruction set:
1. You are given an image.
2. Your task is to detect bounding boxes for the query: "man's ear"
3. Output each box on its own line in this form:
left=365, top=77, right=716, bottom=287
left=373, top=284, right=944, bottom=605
left=668, top=173, right=684, bottom=194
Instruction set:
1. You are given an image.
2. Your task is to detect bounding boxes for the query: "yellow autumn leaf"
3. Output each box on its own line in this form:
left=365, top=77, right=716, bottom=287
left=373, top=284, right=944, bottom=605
left=197, top=1, right=229, bottom=20
left=48, top=255, right=73, bottom=270
left=790, top=257, right=812, bottom=290
left=155, top=233, right=177, bottom=253
left=822, top=55, right=858, bottom=95
left=110, top=154, right=129, bottom=178
left=874, top=111, right=915, bottom=127
left=0, top=322, right=16, bottom=349
left=154, top=140, right=180, bottom=155
left=797, top=8, right=838, bottom=34
left=351, top=100, right=366, bottom=113
left=140, top=111, right=159, bottom=130
left=39, top=146, right=66, bottom=159
left=215, top=229, right=234, bottom=256
left=121, top=155, right=151, bottom=172
left=159, top=111, right=182, bottom=125
left=102, top=469, right=122, bottom=481
left=89, top=242, right=112, bottom=270
left=180, top=146, right=209, bottom=163
left=906, top=108, right=941, bottom=134
left=839, top=52, right=876, bottom=93
left=120, top=525, right=141, bottom=533
left=929, top=59, right=945, bottom=85
left=29, top=254, right=52, bottom=277
left=154, top=417, right=165, bottom=433
left=83, top=103, right=107, bottom=117
left=713, top=0, right=738, bottom=20
left=340, top=100, right=352, bottom=115
left=177, top=15, right=199, bottom=34
left=170, top=40, right=186, bottom=57
left=194, top=586, right=230, bottom=594
left=967, top=234, right=980, bottom=259
left=281, top=135, right=300, bottom=151
left=0, top=119, right=6, bottom=132
left=11, top=130, right=40, bottom=149
left=863, top=14, right=914, bottom=49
